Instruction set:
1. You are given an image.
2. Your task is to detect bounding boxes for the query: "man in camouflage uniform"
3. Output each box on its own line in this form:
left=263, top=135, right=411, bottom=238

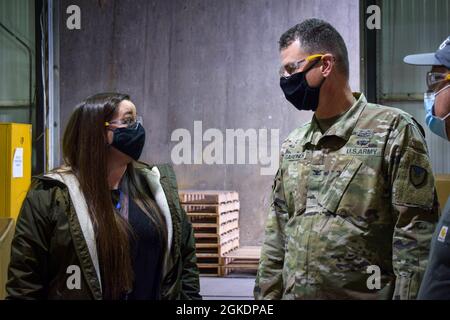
left=254, top=18, right=439, bottom=300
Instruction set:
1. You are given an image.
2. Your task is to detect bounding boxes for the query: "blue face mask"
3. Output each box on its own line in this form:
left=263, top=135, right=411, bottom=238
left=424, top=84, right=450, bottom=140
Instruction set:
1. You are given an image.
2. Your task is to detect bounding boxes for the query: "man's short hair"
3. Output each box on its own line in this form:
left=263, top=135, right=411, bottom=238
left=279, top=18, right=350, bottom=79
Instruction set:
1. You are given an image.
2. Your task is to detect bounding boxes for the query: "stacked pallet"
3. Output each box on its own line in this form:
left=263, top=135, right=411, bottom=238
left=222, top=246, right=261, bottom=274
left=179, top=190, right=240, bottom=276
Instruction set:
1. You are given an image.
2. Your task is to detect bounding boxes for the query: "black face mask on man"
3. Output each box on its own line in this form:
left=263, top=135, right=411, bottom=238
left=280, top=59, right=326, bottom=112
left=109, top=123, right=146, bottom=161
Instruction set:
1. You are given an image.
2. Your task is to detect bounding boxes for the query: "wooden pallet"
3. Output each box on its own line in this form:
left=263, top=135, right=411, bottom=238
left=196, top=264, right=232, bottom=277
left=190, top=211, right=238, bottom=235
left=195, top=254, right=230, bottom=277
left=187, top=210, right=239, bottom=226
left=182, top=202, right=240, bottom=215
left=196, top=234, right=239, bottom=276
left=179, top=190, right=239, bottom=204
left=195, top=237, right=239, bottom=255
left=222, top=246, right=261, bottom=273
left=193, top=223, right=240, bottom=267
left=194, top=228, right=239, bottom=242
left=179, top=190, right=241, bottom=276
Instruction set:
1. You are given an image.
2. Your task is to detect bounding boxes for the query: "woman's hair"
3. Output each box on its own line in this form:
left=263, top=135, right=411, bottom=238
left=62, top=92, right=167, bottom=299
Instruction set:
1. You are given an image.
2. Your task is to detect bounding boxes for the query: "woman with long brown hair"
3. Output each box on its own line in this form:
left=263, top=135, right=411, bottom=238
left=6, top=93, right=201, bottom=300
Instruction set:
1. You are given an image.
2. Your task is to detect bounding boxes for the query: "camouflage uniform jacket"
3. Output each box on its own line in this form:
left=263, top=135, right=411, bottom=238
left=255, top=93, right=439, bottom=300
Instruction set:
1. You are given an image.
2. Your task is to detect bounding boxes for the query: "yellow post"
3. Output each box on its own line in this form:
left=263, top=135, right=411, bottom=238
left=0, top=218, right=15, bottom=299
left=0, top=123, right=32, bottom=220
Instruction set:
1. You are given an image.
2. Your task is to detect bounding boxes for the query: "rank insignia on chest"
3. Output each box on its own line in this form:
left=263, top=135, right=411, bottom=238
left=356, top=139, right=370, bottom=147
left=409, top=165, right=428, bottom=188
left=355, top=129, right=374, bottom=138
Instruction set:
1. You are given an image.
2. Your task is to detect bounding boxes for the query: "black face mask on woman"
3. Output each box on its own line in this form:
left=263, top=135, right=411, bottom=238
left=109, top=123, right=146, bottom=161
left=280, top=59, right=325, bottom=112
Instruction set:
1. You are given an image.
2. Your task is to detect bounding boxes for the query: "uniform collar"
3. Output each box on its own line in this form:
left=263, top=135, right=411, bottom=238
left=304, top=93, right=368, bottom=146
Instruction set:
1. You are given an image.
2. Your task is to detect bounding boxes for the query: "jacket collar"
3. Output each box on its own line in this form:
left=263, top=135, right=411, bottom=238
left=304, top=93, right=368, bottom=146
left=138, top=166, right=173, bottom=254
left=141, top=164, right=181, bottom=268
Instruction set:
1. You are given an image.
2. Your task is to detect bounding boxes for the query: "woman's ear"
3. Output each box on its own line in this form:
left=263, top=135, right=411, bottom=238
left=105, top=128, right=114, bottom=145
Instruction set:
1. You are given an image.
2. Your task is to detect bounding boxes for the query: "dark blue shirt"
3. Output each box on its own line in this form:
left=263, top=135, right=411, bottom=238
left=111, top=190, right=163, bottom=300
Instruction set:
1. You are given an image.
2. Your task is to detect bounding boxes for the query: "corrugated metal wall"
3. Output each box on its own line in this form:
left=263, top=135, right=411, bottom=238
left=0, top=0, right=35, bottom=123
left=379, top=0, right=450, bottom=173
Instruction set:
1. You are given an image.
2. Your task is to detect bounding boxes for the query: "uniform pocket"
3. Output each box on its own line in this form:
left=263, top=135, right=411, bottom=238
left=318, top=157, right=363, bottom=214
left=283, top=161, right=310, bottom=217
left=393, top=273, right=421, bottom=300
left=393, top=275, right=412, bottom=300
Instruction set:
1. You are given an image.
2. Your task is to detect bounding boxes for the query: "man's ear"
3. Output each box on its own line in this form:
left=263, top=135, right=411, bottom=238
left=320, top=54, right=334, bottom=78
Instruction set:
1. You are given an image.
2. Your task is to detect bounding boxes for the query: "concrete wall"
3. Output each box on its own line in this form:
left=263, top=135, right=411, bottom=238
left=59, top=0, right=360, bottom=245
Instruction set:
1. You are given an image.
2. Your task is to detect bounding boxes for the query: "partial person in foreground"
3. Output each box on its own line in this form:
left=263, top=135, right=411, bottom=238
left=404, top=36, right=450, bottom=300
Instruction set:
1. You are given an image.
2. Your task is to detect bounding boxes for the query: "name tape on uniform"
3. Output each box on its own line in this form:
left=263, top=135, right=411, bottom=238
left=345, top=147, right=382, bottom=156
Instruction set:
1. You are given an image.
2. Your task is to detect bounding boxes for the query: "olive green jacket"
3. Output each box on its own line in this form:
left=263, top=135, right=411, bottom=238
left=6, top=163, right=201, bottom=300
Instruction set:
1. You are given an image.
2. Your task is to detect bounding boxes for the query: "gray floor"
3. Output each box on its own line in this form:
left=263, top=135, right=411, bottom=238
left=200, top=274, right=256, bottom=300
